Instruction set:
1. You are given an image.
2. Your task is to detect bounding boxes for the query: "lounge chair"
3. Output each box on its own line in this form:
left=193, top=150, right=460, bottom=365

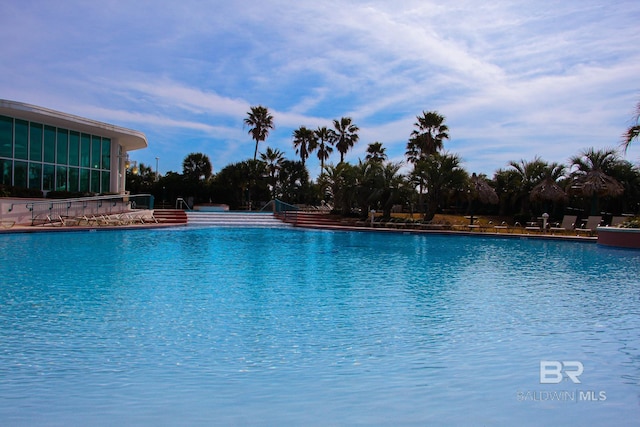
left=419, top=221, right=448, bottom=230
left=32, top=214, right=64, bottom=227
left=58, top=215, right=80, bottom=226
left=1, top=220, right=15, bottom=229
left=144, top=214, right=159, bottom=224
left=493, top=221, right=509, bottom=233
left=97, top=214, right=123, bottom=226
left=525, top=221, right=542, bottom=232
left=610, top=216, right=627, bottom=227
left=549, top=215, right=577, bottom=234
left=575, top=216, right=602, bottom=235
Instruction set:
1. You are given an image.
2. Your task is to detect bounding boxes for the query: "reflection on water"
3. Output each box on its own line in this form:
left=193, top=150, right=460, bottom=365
left=0, top=228, right=639, bottom=426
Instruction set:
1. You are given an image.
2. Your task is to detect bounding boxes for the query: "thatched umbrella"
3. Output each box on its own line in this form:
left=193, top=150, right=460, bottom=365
left=468, top=173, right=498, bottom=224
left=572, top=171, right=624, bottom=216
left=579, top=171, right=624, bottom=197
left=471, top=173, right=499, bottom=205
left=530, top=178, right=567, bottom=203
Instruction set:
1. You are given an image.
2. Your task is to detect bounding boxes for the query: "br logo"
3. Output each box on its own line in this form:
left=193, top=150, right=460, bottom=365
left=540, top=361, right=584, bottom=384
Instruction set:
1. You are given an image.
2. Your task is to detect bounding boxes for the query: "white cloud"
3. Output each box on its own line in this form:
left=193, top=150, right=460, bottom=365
left=1, top=0, right=639, bottom=177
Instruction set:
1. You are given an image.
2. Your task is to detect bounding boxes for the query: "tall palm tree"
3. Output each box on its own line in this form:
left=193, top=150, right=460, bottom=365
left=333, top=117, right=359, bottom=163
left=314, top=126, right=335, bottom=172
left=292, top=126, right=317, bottom=166
left=570, top=147, right=624, bottom=214
left=623, top=100, right=640, bottom=152
left=406, top=111, right=449, bottom=163
left=244, top=105, right=274, bottom=161
left=365, top=142, right=387, bottom=163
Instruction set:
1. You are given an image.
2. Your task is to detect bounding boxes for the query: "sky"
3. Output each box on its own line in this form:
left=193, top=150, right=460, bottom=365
left=1, top=0, right=639, bottom=179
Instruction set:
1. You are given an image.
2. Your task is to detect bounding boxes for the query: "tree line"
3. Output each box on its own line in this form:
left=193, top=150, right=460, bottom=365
left=128, top=103, right=640, bottom=222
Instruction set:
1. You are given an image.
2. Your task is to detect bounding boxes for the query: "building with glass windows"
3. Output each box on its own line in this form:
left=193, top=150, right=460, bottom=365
left=0, top=99, right=147, bottom=195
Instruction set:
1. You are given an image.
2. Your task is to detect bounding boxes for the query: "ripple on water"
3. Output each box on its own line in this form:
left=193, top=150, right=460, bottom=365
left=0, top=228, right=639, bottom=426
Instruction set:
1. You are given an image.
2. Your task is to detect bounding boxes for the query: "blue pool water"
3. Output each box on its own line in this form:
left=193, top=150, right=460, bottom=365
left=0, top=227, right=639, bottom=426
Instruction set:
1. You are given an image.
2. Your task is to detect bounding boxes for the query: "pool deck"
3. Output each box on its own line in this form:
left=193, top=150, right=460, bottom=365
left=289, top=222, right=598, bottom=243
left=0, top=216, right=598, bottom=243
left=0, top=221, right=186, bottom=234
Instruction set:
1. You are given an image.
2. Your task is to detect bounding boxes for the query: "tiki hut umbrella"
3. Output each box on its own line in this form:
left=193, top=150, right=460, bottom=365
left=471, top=173, right=499, bottom=205
left=580, top=171, right=624, bottom=197
left=530, top=178, right=567, bottom=203
left=576, top=171, right=624, bottom=215
left=468, top=173, right=498, bottom=224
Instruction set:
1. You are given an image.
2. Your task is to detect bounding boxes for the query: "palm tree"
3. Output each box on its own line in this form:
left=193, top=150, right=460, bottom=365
left=333, top=117, right=359, bottom=163
left=623, top=100, right=640, bottom=152
left=244, top=105, right=274, bottom=161
left=321, top=162, right=359, bottom=215
left=377, top=162, right=406, bottom=220
left=314, top=126, right=336, bottom=172
left=406, top=111, right=449, bottom=163
left=259, top=147, right=285, bottom=199
left=570, top=147, right=624, bottom=214
left=606, top=159, right=640, bottom=214
left=412, top=152, right=467, bottom=221
left=508, top=157, right=547, bottom=215
left=492, top=168, right=522, bottom=216
left=292, top=126, right=318, bottom=166
left=182, top=152, right=213, bottom=181
left=278, top=160, right=312, bottom=204
left=365, top=142, right=387, bottom=163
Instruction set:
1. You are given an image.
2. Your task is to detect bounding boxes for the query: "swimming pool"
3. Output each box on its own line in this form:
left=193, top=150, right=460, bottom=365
left=0, top=227, right=638, bottom=426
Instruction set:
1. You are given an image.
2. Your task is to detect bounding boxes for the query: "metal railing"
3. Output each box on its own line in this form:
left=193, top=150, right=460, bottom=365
left=175, top=197, right=193, bottom=210
left=260, top=199, right=299, bottom=213
left=9, top=194, right=154, bottom=224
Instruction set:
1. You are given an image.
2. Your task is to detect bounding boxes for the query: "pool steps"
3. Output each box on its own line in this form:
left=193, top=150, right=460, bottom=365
left=185, top=211, right=290, bottom=227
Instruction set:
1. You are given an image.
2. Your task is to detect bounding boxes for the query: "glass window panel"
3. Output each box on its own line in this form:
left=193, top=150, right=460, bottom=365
left=102, top=138, right=111, bottom=170
left=56, top=165, right=67, bottom=191
left=80, top=168, right=90, bottom=192
left=14, top=120, right=28, bottom=160
left=29, top=162, right=42, bottom=189
left=43, top=164, right=55, bottom=191
left=69, top=131, right=79, bottom=166
left=0, top=158, right=11, bottom=185
left=30, top=123, right=43, bottom=161
left=90, top=169, right=100, bottom=193
left=68, top=167, right=79, bottom=192
left=14, top=161, right=28, bottom=188
left=44, top=125, right=56, bottom=163
left=101, top=171, right=110, bottom=193
left=56, top=129, right=68, bottom=165
left=80, top=133, right=91, bottom=167
left=0, top=115, right=12, bottom=158
left=91, top=136, right=101, bottom=169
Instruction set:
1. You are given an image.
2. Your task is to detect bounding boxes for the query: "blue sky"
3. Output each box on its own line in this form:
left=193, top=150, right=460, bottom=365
left=1, top=0, right=639, bottom=178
